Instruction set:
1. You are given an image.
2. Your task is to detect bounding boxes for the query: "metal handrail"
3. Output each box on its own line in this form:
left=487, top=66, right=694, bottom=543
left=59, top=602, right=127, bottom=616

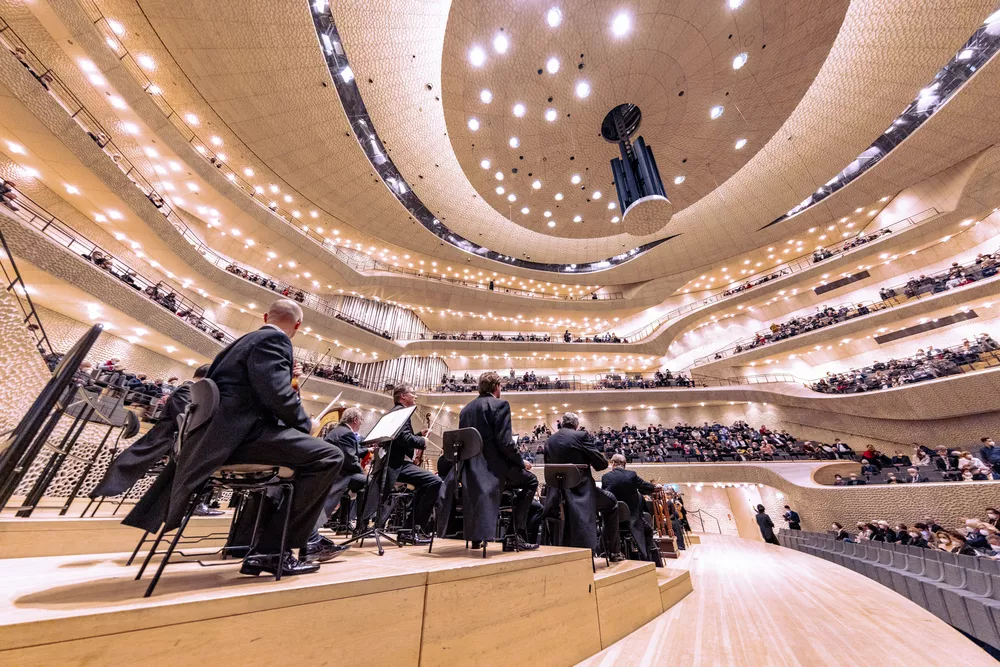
left=71, top=1, right=621, bottom=302
left=0, top=219, right=53, bottom=356
left=687, top=509, right=722, bottom=534
left=695, top=249, right=1000, bottom=365
left=1, top=191, right=236, bottom=345
left=606, top=208, right=939, bottom=343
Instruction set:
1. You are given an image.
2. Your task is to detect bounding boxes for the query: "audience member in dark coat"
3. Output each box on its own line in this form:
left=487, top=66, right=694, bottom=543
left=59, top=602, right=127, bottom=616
left=782, top=506, right=801, bottom=530
left=756, top=505, right=779, bottom=545
left=601, top=455, right=660, bottom=562
left=543, top=413, right=622, bottom=559
left=90, top=365, right=208, bottom=499
left=125, top=300, right=344, bottom=577
left=437, top=372, right=538, bottom=549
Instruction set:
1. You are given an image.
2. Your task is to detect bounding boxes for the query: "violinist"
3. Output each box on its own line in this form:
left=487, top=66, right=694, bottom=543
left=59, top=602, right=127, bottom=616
left=308, top=407, right=370, bottom=552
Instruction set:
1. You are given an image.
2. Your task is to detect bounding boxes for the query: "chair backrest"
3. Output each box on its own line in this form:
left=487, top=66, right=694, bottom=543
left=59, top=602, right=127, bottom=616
left=923, top=559, right=943, bottom=581
left=936, top=551, right=958, bottom=566
left=891, top=550, right=908, bottom=568
left=833, top=540, right=846, bottom=553
left=943, top=563, right=967, bottom=587
left=442, top=428, right=484, bottom=462
left=955, top=553, right=979, bottom=570
left=616, top=501, right=630, bottom=523
left=978, top=558, right=1000, bottom=576
left=966, top=570, right=992, bottom=596
left=877, top=548, right=893, bottom=566
left=175, top=378, right=219, bottom=455
left=543, top=464, right=585, bottom=489
left=121, top=409, right=141, bottom=439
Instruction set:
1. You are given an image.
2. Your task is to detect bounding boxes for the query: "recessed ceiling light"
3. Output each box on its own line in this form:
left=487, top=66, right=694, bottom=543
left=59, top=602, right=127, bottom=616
left=137, top=54, right=155, bottom=71
left=508, top=193, right=517, bottom=202
left=532, top=180, right=542, bottom=189
left=480, top=159, right=491, bottom=169
left=521, top=207, right=530, bottom=214
left=611, top=13, right=631, bottom=37
left=735, top=138, right=747, bottom=149
left=495, top=171, right=504, bottom=181
left=547, top=220, right=556, bottom=228
left=496, top=186, right=505, bottom=195
left=468, top=117, right=480, bottom=131
left=593, top=191, right=602, bottom=199
left=728, top=0, right=744, bottom=9
left=674, top=176, right=685, bottom=185
left=555, top=192, right=564, bottom=200
left=544, top=210, right=552, bottom=217
left=184, top=113, right=199, bottom=125
left=469, top=46, right=486, bottom=67
left=710, top=105, right=724, bottom=119
left=480, top=89, right=493, bottom=103
left=958, top=48, right=974, bottom=61
left=608, top=201, right=617, bottom=210
left=571, top=174, right=581, bottom=184
left=573, top=215, right=582, bottom=222
left=493, top=34, right=509, bottom=54
left=547, top=7, right=563, bottom=28
left=513, top=103, right=526, bottom=117
left=509, top=136, right=520, bottom=148
left=546, top=57, right=560, bottom=74
left=575, top=81, right=591, bottom=98
left=545, top=108, right=558, bottom=122
left=107, top=19, right=126, bottom=36
left=611, top=216, right=620, bottom=223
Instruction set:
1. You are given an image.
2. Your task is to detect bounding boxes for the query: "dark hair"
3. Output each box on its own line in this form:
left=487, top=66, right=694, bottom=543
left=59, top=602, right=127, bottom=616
left=478, top=371, right=502, bottom=395
left=193, top=364, right=210, bottom=379
left=392, top=383, right=414, bottom=404
left=832, top=522, right=843, bottom=529
left=987, top=507, right=1000, bottom=514
left=783, top=505, right=790, bottom=509
left=756, top=504, right=765, bottom=513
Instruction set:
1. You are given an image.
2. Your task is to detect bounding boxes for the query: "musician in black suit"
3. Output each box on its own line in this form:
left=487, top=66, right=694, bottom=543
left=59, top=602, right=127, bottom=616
left=601, top=454, right=660, bottom=563
left=125, top=300, right=344, bottom=577
left=447, top=372, right=538, bottom=550
left=782, top=505, right=802, bottom=530
left=543, top=413, right=622, bottom=560
left=89, top=364, right=212, bottom=509
left=308, top=407, right=370, bottom=552
left=383, top=384, right=441, bottom=540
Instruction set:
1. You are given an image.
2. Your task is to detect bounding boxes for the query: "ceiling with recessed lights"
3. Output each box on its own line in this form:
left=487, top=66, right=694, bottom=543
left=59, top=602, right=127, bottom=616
left=441, top=0, right=847, bottom=240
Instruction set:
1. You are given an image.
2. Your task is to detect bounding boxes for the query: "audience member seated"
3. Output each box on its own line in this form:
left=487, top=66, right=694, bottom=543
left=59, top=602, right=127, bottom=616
left=811, top=334, right=999, bottom=394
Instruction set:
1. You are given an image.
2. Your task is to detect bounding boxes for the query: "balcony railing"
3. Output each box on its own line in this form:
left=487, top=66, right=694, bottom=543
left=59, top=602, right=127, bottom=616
left=694, top=252, right=1000, bottom=365
left=1, top=191, right=235, bottom=345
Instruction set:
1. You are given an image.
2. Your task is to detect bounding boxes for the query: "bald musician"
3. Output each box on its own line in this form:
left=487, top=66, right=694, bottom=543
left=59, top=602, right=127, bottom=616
left=125, top=299, right=344, bottom=577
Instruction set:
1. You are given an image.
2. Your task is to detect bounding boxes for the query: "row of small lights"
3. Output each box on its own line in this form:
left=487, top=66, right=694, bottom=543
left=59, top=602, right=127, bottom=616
left=100, top=17, right=601, bottom=302
left=466, top=2, right=750, bottom=229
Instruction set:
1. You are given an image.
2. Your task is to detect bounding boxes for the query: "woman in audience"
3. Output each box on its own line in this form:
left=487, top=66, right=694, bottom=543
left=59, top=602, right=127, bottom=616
left=831, top=522, right=850, bottom=541
left=934, top=530, right=977, bottom=555
left=912, top=447, right=932, bottom=467
left=908, top=528, right=929, bottom=548
left=894, top=524, right=911, bottom=545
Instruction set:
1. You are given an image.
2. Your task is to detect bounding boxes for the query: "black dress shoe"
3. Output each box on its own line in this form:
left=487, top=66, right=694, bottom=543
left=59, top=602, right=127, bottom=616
left=503, top=535, right=539, bottom=552
left=609, top=552, right=627, bottom=563
left=192, top=503, right=224, bottom=516
left=240, top=552, right=320, bottom=577
left=305, top=536, right=350, bottom=563
left=469, top=540, right=483, bottom=549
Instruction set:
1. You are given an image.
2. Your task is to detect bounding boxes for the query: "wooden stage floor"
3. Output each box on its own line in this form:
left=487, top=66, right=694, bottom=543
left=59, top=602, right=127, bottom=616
left=0, top=534, right=689, bottom=666
left=576, top=534, right=995, bottom=667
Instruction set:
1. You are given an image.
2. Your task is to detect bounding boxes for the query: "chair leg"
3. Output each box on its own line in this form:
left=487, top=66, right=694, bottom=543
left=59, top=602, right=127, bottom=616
left=275, top=483, right=295, bottom=582
left=126, top=530, right=150, bottom=567
left=144, top=494, right=200, bottom=597
left=135, top=525, right=170, bottom=580
left=222, top=490, right=244, bottom=560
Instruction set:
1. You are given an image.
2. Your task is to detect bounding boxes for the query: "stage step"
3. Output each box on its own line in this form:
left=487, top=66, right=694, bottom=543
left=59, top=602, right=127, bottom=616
left=593, top=560, right=662, bottom=648
left=657, top=568, right=694, bottom=612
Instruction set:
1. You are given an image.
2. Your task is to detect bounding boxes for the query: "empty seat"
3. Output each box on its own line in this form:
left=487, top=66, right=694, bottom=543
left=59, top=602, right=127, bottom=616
left=979, top=559, right=1000, bottom=576
left=917, top=560, right=952, bottom=624
left=904, top=550, right=931, bottom=609
left=955, top=553, right=979, bottom=570
left=940, top=564, right=973, bottom=635
left=888, top=549, right=911, bottom=598
left=874, top=547, right=895, bottom=588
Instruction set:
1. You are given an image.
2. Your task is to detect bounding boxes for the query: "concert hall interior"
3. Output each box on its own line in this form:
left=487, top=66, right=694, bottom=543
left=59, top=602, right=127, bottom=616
left=4, top=0, right=1000, bottom=665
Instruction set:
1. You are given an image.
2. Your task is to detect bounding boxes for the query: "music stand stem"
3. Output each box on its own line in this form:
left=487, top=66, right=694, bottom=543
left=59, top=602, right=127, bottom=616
left=337, top=436, right=400, bottom=556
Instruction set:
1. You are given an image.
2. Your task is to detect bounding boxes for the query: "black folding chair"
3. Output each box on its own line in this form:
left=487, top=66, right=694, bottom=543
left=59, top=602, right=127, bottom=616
left=429, top=427, right=484, bottom=556
left=541, top=464, right=593, bottom=571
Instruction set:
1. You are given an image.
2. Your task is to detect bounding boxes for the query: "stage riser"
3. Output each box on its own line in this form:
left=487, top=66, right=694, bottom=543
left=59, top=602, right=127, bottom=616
left=0, top=542, right=688, bottom=667
left=658, top=570, right=694, bottom=612
left=0, top=517, right=232, bottom=559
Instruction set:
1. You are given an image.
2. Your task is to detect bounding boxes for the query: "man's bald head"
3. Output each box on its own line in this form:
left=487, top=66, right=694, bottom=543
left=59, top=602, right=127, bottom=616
left=264, top=299, right=303, bottom=338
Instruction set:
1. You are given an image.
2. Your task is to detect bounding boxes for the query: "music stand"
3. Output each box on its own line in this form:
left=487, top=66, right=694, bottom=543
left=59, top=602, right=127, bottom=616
left=339, top=405, right=417, bottom=555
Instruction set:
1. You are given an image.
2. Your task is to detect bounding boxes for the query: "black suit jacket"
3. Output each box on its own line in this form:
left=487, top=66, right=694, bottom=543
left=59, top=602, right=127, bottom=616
left=601, top=467, right=656, bottom=559
left=126, top=326, right=310, bottom=533
left=90, top=381, right=193, bottom=498
left=458, top=394, right=522, bottom=480
left=543, top=427, right=609, bottom=550
left=386, top=403, right=425, bottom=468
left=324, top=423, right=363, bottom=475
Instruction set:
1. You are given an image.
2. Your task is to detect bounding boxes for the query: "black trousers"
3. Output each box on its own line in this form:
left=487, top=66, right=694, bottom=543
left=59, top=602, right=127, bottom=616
left=313, top=472, right=367, bottom=535
left=505, top=466, right=539, bottom=535
left=527, top=499, right=544, bottom=543
left=394, top=462, right=442, bottom=532
left=596, top=487, right=621, bottom=555
left=226, top=426, right=343, bottom=552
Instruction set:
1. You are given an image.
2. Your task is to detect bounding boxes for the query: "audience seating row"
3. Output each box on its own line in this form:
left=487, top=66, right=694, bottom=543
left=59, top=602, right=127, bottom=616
left=780, top=531, right=1000, bottom=649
